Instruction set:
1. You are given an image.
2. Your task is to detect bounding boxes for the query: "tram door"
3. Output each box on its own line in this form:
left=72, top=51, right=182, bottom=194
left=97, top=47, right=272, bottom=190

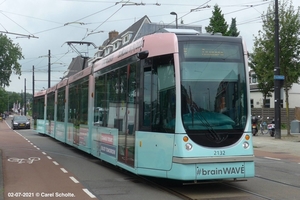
left=117, top=63, right=138, bottom=167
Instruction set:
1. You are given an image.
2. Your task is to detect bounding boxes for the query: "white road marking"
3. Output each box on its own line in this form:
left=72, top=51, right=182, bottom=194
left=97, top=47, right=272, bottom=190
left=69, top=176, right=79, bottom=183
left=60, top=168, right=68, bottom=173
left=264, top=156, right=281, bottom=161
left=8, top=157, right=40, bottom=164
left=52, top=161, right=59, bottom=165
left=82, top=189, right=97, bottom=198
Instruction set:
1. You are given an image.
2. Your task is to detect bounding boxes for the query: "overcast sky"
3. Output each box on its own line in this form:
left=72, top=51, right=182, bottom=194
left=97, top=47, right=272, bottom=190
left=1, top=0, right=299, bottom=93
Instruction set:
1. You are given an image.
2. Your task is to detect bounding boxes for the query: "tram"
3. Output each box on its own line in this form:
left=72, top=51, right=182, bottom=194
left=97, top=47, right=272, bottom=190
left=33, top=31, right=254, bottom=181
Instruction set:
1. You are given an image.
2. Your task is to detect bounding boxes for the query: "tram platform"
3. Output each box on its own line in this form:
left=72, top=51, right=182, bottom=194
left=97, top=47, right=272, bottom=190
left=0, top=118, right=97, bottom=200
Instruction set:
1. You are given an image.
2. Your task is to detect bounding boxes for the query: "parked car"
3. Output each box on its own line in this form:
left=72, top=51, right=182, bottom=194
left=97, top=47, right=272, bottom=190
left=11, top=115, right=30, bottom=130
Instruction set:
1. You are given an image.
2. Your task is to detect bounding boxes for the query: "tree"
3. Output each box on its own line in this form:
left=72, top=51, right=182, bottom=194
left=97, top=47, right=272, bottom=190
left=227, top=18, right=240, bottom=36
left=249, top=40, right=274, bottom=108
left=250, top=0, right=300, bottom=135
left=0, top=34, right=23, bottom=87
left=0, top=90, right=23, bottom=113
left=205, top=4, right=228, bottom=35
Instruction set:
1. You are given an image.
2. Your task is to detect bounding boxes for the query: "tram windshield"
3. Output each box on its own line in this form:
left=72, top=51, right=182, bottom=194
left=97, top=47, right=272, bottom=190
left=179, top=41, right=248, bottom=133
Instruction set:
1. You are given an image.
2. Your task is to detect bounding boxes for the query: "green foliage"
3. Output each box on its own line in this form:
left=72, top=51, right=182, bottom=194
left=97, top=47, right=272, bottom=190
left=205, top=4, right=229, bottom=35
left=0, top=34, right=23, bottom=87
left=0, top=90, right=24, bottom=113
left=281, top=123, right=287, bottom=129
left=227, top=18, right=240, bottom=37
left=205, top=4, right=240, bottom=37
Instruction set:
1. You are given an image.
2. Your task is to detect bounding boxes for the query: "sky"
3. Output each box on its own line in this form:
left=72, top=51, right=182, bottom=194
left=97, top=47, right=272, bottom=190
left=1, top=0, right=299, bottom=93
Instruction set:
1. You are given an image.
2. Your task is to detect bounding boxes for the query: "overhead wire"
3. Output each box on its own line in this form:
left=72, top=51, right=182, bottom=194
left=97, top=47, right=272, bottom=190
left=186, top=1, right=272, bottom=26
left=0, top=0, right=7, bottom=6
left=152, top=0, right=211, bottom=33
left=0, top=12, right=35, bottom=36
left=81, top=0, right=131, bottom=40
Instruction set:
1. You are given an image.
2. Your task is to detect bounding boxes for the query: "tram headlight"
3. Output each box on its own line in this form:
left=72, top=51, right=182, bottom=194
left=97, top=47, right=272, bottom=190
left=243, top=142, right=249, bottom=149
left=185, top=143, right=193, bottom=151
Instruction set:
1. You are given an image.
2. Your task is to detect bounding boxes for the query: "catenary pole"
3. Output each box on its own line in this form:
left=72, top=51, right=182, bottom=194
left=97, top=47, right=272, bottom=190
left=274, top=0, right=281, bottom=139
left=48, top=50, right=51, bottom=88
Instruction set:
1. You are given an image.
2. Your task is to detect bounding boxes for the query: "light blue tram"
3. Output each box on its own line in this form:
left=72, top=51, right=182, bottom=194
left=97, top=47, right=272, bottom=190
left=34, top=32, right=254, bottom=182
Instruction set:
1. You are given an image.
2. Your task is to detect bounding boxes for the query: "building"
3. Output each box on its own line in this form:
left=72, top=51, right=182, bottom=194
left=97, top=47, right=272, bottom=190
left=249, top=69, right=300, bottom=109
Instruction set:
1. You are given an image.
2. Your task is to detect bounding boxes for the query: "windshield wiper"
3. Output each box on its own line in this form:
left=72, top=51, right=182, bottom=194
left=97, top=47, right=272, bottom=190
left=195, top=112, right=228, bottom=144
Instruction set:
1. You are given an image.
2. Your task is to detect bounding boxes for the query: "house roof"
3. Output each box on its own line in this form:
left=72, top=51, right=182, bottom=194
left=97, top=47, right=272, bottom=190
left=63, top=56, right=88, bottom=78
left=95, top=15, right=201, bottom=60
left=100, top=15, right=151, bottom=51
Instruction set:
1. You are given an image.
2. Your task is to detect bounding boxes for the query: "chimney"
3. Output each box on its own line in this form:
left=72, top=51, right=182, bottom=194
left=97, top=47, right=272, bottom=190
left=109, top=30, right=119, bottom=41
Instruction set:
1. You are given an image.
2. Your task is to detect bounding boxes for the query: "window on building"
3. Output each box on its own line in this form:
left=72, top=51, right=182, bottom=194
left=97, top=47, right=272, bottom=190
left=122, top=32, right=133, bottom=45
left=251, top=74, right=257, bottom=83
left=250, top=99, right=254, bottom=108
left=264, top=99, right=270, bottom=108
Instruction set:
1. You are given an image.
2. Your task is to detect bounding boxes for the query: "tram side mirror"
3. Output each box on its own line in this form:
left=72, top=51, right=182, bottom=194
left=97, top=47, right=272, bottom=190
left=137, top=50, right=149, bottom=60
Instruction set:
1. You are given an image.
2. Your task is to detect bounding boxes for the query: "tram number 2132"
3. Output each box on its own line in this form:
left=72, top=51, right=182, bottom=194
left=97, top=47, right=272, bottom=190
left=214, top=150, right=225, bottom=156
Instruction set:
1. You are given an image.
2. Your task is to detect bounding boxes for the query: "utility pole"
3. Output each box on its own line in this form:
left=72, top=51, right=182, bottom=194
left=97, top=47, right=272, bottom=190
left=274, top=0, right=281, bottom=139
left=32, top=65, right=35, bottom=118
left=48, top=50, right=51, bottom=88
left=24, top=79, right=27, bottom=116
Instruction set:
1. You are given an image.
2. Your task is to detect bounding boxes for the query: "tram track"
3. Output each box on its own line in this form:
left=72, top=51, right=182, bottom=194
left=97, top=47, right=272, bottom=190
left=141, top=174, right=300, bottom=200
left=115, top=161, right=299, bottom=200
left=254, top=175, right=300, bottom=188
left=217, top=173, right=300, bottom=200
left=140, top=176, right=267, bottom=200
left=221, top=182, right=273, bottom=200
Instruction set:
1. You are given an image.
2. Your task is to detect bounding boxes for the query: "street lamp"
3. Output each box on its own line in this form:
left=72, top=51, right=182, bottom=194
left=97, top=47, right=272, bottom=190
left=170, top=12, right=178, bottom=29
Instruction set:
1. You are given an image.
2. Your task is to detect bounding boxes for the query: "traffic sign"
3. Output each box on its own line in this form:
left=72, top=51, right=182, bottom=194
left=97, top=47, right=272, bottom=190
left=274, top=75, right=285, bottom=80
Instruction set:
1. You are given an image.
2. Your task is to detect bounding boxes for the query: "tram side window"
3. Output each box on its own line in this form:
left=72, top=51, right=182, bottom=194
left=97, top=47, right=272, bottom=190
left=143, top=68, right=151, bottom=127
left=68, top=78, right=89, bottom=125
left=81, top=81, right=89, bottom=124
left=68, top=86, right=76, bottom=123
left=106, top=70, right=120, bottom=129
left=156, top=57, right=175, bottom=132
left=94, top=75, right=108, bottom=127
left=143, top=54, right=175, bottom=133
left=34, top=98, right=44, bottom=120
left=57, top=89, right=65, bottom=122
left=127, top=63, right=138, bottom=134
left=47, top=93, right=55, bottom=121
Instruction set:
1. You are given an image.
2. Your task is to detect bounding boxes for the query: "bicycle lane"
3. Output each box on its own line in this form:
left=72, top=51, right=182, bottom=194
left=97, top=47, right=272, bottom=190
left=0, top=121, right=98, bottom=200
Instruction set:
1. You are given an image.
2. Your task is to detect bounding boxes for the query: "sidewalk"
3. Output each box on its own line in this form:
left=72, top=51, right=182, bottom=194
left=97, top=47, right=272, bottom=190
left=253, top=129, right=300, bottom=157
